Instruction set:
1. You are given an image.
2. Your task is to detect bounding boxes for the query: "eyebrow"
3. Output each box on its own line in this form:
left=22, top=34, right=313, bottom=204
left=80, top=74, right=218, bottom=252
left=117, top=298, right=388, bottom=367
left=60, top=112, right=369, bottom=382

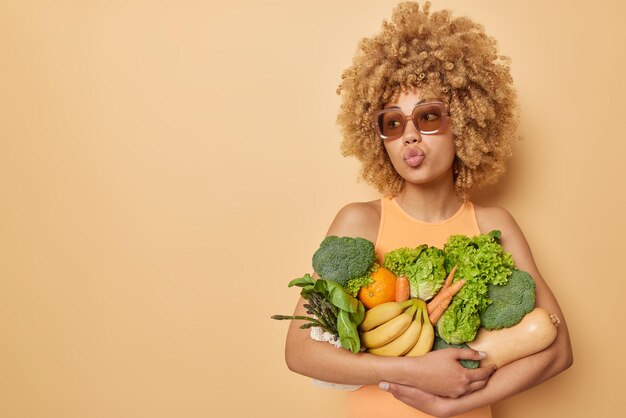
left=384, top=98, right=437, bottom=109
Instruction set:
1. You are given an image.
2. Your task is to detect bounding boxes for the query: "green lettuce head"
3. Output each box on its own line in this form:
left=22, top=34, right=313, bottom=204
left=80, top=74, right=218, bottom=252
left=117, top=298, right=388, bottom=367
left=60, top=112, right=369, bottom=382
left=436, top=296, right=482, bottom=344
left=405, top=246, right=447, bottom=300
left=436, top=230, right=516, bottom=344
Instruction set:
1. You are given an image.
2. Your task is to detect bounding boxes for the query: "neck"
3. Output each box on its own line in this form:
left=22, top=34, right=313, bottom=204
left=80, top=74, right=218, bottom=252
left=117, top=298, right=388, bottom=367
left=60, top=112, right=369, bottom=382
left=394, top=173, right=464, bottom=222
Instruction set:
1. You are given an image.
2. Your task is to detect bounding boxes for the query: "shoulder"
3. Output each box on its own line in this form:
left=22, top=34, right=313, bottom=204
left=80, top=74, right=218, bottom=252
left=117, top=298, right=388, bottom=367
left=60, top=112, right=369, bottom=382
left=473, top=203, right=535, bottom=271
left=325, top=199, right=381, bottom=243
left=473, top=204, right=519, bottom=235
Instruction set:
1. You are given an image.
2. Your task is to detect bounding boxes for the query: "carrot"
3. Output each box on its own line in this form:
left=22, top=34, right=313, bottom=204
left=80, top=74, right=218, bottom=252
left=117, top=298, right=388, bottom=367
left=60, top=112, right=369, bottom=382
left=428, top=279, right=465, bottom=324
left=442, top=264, right=458, bottom=291
left=427, top=265, right=458, bottom=315
left=429, top=303, right=446, bottom=325
left=395, top=276, right=410, bottom=302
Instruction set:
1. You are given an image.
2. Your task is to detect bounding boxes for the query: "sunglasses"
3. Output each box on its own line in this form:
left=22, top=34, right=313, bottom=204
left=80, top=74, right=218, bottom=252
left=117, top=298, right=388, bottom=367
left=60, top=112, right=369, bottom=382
left=373, top=101, right=449, bottom=141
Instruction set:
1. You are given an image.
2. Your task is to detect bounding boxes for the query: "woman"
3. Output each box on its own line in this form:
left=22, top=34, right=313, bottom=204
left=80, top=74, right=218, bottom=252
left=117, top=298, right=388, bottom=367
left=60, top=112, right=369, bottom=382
left=284, top=2, right=573, bottom=417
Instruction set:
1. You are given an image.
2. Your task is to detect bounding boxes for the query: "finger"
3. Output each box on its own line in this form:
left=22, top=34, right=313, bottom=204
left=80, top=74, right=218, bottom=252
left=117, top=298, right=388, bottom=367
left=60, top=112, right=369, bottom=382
left=453, top=348, right=487, bottom=361
left=380, top=382, right=412, bottom=399
left=467, top=364, right=497, bottom=382
left=464, top=378, right=489, bottom=395
left=382, top=382, right=433, bottom=404
left=385, top=385, right=445, bottom=417
left=381, top=382, right=419, bottom=398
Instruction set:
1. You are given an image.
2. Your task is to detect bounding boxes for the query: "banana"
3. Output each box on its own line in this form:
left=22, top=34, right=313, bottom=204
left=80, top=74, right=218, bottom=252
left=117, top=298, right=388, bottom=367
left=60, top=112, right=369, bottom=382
left=405, top=299, right=434, bottom=356
left=368, top=302, right=423, bottom=356
left=359, top=299, right=415, bottom=332
left=361, top=303, right=417, bottom=349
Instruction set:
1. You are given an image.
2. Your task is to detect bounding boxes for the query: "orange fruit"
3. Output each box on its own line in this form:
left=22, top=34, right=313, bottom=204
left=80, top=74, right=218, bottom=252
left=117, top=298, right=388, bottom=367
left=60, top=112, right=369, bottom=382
left=358, top=267, right=397, bottom=309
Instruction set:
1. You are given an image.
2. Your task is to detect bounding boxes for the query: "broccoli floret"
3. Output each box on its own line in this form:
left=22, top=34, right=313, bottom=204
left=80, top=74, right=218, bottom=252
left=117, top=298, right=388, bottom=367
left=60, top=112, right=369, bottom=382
left=432, top=336, right=479, bottom=369
left=480, top=269, right=536, bottom=330
left=312, top=236, right=376, bottom=288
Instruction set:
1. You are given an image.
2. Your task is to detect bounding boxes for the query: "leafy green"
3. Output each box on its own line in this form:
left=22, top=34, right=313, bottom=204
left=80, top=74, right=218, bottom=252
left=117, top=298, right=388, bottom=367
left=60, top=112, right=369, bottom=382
left=382, top=245, right=446, bottom=300
left=337, top=304, right=365, bottom=353
left=288, top=274, right=316, bottom=288
left=436, top=299, right=482, bottom=345
left=310, top=278, right=361, bottom=314
left=382, top=246, right=426, bottom=276
left=406, top=246, right=447, bottom=300
left=344, top=262, right=378, bottom=297
left=437, top=230, right=515, bottom=344
left=284, top=274, right=365, bottom=353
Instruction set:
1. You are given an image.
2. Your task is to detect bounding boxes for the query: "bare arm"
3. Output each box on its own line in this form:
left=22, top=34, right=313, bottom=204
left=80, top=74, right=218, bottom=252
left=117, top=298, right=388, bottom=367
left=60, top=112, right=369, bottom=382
left=383, top=207, right=573, bottom=417
left=283, top=202, right=496, bottom=398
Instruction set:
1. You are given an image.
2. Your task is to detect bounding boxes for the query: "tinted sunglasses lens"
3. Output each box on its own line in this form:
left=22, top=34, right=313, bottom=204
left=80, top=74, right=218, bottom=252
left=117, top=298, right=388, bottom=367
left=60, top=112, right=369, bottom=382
left=413, top=103, right=444, bottom=133
left=377, top=111, right=404, bottom=139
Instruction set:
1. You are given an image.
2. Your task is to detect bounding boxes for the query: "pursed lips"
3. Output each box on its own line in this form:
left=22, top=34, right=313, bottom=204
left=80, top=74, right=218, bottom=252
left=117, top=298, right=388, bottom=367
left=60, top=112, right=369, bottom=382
left=404, top=148, right=425, bottom=167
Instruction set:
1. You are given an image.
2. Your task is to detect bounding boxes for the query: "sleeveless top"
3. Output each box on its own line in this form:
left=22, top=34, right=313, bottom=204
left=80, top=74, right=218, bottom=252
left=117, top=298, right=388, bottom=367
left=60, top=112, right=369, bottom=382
left=345, top=197, right=492, bottom=418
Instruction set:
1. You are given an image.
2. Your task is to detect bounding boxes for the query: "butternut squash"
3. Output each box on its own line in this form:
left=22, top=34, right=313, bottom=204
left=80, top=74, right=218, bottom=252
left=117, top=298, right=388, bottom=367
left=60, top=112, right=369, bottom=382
left=467, top=308, right=560, bottom=368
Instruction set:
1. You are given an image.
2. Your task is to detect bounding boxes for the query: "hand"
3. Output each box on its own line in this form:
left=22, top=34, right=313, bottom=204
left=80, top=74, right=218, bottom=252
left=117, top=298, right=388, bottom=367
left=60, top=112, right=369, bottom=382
left=398, top=348, right=497, bottom=398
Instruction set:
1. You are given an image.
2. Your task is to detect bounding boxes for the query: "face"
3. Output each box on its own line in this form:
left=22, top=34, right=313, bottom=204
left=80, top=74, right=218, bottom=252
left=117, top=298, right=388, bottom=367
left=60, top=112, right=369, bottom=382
left=379, top=87, right=456, bottom=187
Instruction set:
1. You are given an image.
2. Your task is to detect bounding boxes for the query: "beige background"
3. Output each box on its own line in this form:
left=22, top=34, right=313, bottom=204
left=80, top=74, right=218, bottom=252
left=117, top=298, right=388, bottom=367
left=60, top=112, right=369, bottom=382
left=1, top=0, right=625, bottom=417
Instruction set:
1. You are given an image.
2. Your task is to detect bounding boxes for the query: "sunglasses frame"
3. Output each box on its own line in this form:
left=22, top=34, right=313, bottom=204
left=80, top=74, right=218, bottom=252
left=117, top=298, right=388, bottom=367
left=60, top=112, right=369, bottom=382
left=373, top=101, right=450, bottom=141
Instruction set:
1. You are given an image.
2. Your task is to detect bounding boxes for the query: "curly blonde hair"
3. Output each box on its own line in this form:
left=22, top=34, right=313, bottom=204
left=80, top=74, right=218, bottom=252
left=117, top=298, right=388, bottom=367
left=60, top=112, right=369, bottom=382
left=336, top=1, right=518, bottom=197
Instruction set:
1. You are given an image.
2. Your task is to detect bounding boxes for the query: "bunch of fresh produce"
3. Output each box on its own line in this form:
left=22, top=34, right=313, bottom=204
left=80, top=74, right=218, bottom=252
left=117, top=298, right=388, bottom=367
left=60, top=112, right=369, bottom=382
left=271, top=274, right=365, bottom=353
left=430, top=267, right=559, bottom=369
left=463, top=268, right=560, bottom=368
left=468, top=307, right=560, bottom=368
left=359, top=299, right=435, bottom=357
left=272, top=231, right=560, bottom=373
left=357, top=263, right=465, bottom=356
left=272, top=235, right=378, bottom=353
left=382, top=245, right=447, bottom=300
left=437, top=230, right=516, bottom=344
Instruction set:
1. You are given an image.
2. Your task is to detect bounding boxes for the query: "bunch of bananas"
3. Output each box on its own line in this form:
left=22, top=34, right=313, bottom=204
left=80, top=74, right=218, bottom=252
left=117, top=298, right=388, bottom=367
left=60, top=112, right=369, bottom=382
left=359, top=299, right=434, bottom=357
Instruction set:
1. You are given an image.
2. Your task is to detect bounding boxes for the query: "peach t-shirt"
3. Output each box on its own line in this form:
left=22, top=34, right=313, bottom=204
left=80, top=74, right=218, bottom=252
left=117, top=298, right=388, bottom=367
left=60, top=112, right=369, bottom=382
left=345, top=197, right=491, bottom=418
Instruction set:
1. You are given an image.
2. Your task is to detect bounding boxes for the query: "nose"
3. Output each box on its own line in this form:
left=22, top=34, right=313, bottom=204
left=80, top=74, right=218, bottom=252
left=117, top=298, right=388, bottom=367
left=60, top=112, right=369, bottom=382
left=403, top=118, right=422, bottom=145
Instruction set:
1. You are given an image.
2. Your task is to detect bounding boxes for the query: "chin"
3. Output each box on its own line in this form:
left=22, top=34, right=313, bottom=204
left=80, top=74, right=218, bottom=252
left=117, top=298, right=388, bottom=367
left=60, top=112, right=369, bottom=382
left=402, top=168, right=453, bottom=187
